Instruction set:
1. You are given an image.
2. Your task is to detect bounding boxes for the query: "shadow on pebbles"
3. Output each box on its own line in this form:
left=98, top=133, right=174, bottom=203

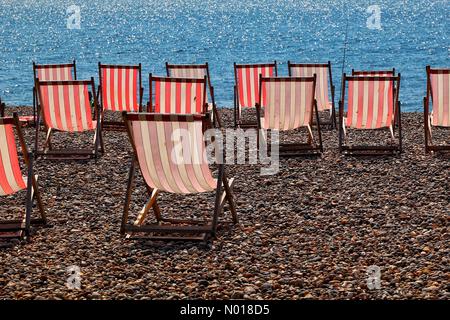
left=0, top=107, right=448, bottom=300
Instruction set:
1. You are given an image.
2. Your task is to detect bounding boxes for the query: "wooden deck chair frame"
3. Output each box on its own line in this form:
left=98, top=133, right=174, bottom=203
left=234, top=61, right=278, bottom=128
left=98, top=63, right=143, bottom=131
left=0, top=97, right=4, bottom=118
left=34, top=78, right=104, bottom=160
left=424, top=66, right=450, bottom=153
left=256, top=75, right=323, bottom=157
left=287, top=61, right=337, bottom=129
left=121, top=113, right=238, bottom=242
left=0, top=113, right=47, bottom=245
left=33, top=61, right=77, bottom=127
left=339, top=74, right=402, bottom=155
left=165, top=62, right=222, bottom=128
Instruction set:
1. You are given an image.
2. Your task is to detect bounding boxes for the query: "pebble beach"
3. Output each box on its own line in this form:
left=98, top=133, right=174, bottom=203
left=0, top=106, right=448, bottom=300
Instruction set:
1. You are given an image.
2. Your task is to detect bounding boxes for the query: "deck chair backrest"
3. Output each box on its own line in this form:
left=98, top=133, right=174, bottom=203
left=150, top=75, right=207, bottom=115
left=260, top=76, right=316, bottom=131
left=99, top=64, right=141, bottom=112
left=34, top=62, right=76, bottom=81
left=427, top=67, right=450, bottom=127
left=37, top=79, right=95, bottom=132
left=0, top=118, right=26, bottom=196
left=288, top=62, right=331, bottom=112
left=125, top=113, right=216, bottom=194
left=352, top=69, right=395, bottom=77
left=343, top=75, right=399, bottom=129
left=235, top=62, right=277, bottom=109
left=166, top=63, right=211, bottom=103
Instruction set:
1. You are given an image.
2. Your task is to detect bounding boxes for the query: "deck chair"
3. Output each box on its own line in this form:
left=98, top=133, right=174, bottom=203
left=339, top=74, right=402, bottom=155
left=424, top=66, right=450, bottom=153
left=0, top=113, right=47, bottom=245
left=166, top=62, right=221, bottom=127
left=352, top=68, right=399, bottom=126
left=256, top=76, right=323, bottom=157
left=33, top=61, right=77, bottom=126
left=287, top=61, right=336, bottom=129
left=148, top=74, right=212, bottom=125
left=121, top=113, right=238, bottom=242
left=34, top=78, right=104, bottom=160
left=98, top=63, right=143, bottom=131
left=234, top=62, right=277, bottom=128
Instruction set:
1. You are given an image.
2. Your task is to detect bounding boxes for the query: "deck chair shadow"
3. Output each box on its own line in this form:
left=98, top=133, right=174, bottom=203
left=32, top=61, right=77, bottom=126
left=234, top=62, right=277, bottom=128
left=424, top=66, right=450, bottom=153
left=288, top=61, right=337, bottom=129
left=121, top=113, right=238, bottom=242
left=339, top=74, right=402, bottom=155
left=256, top=75, right=323, bottom=157
left=166, top=62, right=222, bottom=128
left=98, top=63, right=143, bottom=131
left=0, top=113, right=47, bottom=246
left=34, top=78, right=104, bottom=160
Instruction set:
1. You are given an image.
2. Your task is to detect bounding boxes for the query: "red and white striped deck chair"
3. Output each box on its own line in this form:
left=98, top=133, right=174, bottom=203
left=0, top=113, right=46, bottom=245
left=35, top=78, right=104, bottom=160
left=149, top=75, right=211, bottom=123
left=166, top=62, right=221, bottom=127
left=256, top=76, right=323, bottom=156
left=33, top=61, right=77, bottom=126
left=352, top=68, right=399, bottom=126
left=339, top=74, right=402, bottom=155
left=425, top=66, right=450, bottom=153
left=98, top=63, right=143, bottom=131
left=234, top=62, right=277, bottom=128
left=288, top=61, right=336, bottom=129
left=122, top=113, right=237, bottom=242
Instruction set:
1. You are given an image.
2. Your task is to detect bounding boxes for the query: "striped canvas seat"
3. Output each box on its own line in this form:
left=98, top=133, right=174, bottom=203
left=37, top=80, right=96, bottom=132
left=288, top=62, right=333, bottom=112
left=260, top=77, right=316, bottom=131
left=150, top=75, right=207, bottom=115
left=344, top=77, right=395, bottom=130
left=99, top=64, right=141, bottom=112
left=352, top=69, right=395, bottom=77
left=235, top=63, right=276, bottom=109
left=0, top=123, right=27, bottom=196
left=34, top=64, right=75, bottom=81
left=428, top=68, right=450, bottom=127
left=166, top=63, right=209, bottom=81
left=129, top=114, right=216, bottom=194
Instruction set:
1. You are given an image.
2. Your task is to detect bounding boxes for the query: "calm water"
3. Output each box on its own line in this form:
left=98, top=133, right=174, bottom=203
left=0, top=0, right=448, bottom=110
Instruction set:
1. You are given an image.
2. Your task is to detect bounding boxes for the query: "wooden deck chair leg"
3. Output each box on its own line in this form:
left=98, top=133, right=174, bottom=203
left=121, top=157, right=136, bottom=234
left=144, top=184, right=162, bottom=221
left=397, top=101, right=403, bottom=153
left=44, top=127, right=53, bottom=151
left=211, top=165, right=224, bottom=238
left=24, top=156, right=35, bottom=238
left=314, top=101, right=323, bottom=152
left=31, top=175, right=47, bottom=224
left=133, top=188, right=159, bottom=227
left=338, top=101, right=344, bottom=152
left=222, top=175, right=238, bottom=224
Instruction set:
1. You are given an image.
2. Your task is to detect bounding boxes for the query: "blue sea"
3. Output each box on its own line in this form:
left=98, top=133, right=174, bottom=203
left=0, top=0, right=448, bottom=110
